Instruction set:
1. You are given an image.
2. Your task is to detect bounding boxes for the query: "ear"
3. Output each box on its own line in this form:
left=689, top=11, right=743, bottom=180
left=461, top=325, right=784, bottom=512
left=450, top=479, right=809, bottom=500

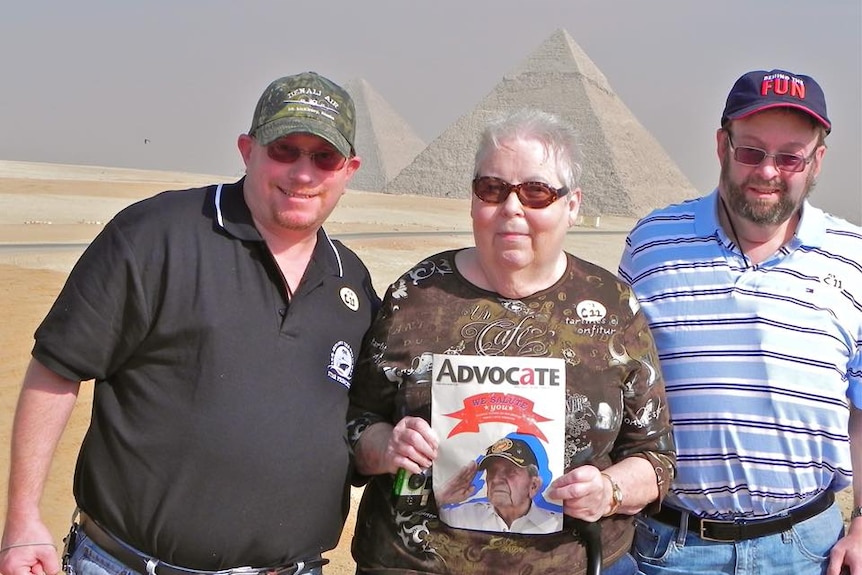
left=237, top=134, right=254, bottom=167
left=716, top=128, right=730, bottom=162
left=809, top=144, right=827, bottom=180
left=530, top=475, right=543, bottom=497
left=343, top=154, right=362, bottom=181
left=567, top=188, right=582, bottom=227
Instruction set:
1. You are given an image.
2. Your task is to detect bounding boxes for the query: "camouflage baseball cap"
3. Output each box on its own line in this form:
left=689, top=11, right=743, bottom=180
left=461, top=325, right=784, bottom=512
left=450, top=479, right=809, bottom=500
left=249, top=71, right=356, bottom=157
left=479, top=437, right=538, bottom=470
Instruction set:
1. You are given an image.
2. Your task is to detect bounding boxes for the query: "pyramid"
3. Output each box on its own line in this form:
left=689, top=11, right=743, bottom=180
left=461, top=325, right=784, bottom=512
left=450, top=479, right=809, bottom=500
left=382, top=29, right=698, bottom=218
left=344, top=78, right=426, bottom=192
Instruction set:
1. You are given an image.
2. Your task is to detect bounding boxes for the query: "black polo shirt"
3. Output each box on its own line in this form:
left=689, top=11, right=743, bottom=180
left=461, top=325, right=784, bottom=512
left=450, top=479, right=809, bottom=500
left=33, top=179, right=379, bottom=569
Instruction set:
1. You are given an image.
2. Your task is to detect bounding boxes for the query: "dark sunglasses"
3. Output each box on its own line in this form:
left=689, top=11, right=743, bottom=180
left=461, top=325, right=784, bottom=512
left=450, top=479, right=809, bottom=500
left=726, top=132, right=815, bottom=173
left=472, top=176, right=569, bottom=209
left=265, top=141, right=348, bottom=171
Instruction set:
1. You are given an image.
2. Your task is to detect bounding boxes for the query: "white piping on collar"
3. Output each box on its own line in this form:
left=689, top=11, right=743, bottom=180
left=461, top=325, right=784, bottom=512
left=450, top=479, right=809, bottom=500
left=214, top=183, right=225, bottom=229
left=323, top=230, right=345, bottom=277
left=215, top=182, right=343, bottom=278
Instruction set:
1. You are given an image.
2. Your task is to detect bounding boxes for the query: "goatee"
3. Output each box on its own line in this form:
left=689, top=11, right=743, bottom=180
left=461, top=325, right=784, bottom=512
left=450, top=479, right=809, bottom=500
left=719, top=153, right=815, bottom=226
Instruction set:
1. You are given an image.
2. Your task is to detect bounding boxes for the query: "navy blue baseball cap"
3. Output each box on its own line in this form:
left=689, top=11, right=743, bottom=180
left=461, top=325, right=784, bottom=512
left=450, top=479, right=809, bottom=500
left=721, top=69, right=831, bottom=134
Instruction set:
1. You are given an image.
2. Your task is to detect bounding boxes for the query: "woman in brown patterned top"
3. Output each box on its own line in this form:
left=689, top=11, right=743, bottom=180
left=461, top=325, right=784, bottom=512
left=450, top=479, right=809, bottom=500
left=346, top=108, right=676, bottom=575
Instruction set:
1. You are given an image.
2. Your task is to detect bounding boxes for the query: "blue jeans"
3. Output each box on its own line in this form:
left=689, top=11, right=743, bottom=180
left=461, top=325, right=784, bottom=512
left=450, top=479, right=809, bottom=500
left=604, top=552, right=643, bottom=575
left=632, top=502, right=845, bottom=575
left=67, top=529, right=324, bottom=575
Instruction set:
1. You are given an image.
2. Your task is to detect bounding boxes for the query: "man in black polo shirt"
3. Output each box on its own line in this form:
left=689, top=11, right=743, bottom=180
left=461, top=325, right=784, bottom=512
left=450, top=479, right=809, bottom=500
left=0, top=72, right=379, bottom=575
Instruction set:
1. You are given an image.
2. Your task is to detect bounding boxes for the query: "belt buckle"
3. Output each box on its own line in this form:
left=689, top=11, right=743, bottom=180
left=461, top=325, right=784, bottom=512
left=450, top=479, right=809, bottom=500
left=264, top=557, right=327, bottom=575
left=698, top=517, right=734, bottom=542
left=264, top=564, right=299, bottom=575
left=229, top=568, right=265, bottom=575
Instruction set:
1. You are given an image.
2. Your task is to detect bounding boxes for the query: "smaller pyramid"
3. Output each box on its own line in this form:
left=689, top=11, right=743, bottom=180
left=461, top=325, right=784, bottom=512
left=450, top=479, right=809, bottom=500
left=345, top=78, right=426, bottom=192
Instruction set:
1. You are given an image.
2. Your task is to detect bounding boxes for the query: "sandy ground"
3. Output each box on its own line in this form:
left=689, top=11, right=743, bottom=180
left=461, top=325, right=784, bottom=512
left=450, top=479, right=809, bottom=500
left=0, top=162, right=853, bottom=574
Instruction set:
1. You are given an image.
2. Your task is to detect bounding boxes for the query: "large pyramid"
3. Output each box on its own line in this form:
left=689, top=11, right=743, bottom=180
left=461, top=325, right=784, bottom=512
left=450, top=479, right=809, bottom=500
left=345, top=78, right=426, bottom=192
left=382, top=29, right=698, bottom=217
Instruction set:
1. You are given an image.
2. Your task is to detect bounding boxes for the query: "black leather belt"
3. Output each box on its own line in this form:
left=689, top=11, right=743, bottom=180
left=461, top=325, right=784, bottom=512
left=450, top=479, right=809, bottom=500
left=652, top=490, right=834, bottom=542
left=79, top=514, right=327, bottom=575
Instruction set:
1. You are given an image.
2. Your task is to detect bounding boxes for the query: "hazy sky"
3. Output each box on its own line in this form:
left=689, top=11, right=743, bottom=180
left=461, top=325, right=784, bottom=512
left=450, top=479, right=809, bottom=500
left=3, top=1, right=860, bottom=223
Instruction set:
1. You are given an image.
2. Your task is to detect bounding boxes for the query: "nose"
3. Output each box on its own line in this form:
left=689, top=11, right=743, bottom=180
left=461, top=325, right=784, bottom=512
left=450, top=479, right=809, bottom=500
left=753, top=152, right=786, bottom=173
left=753, top=156, right=783, bottom=179
left=739, top=150, right=785, bottom=178
left=500, top=188, right=525, bottom=215
left=283, top=154, right=317, bottom=182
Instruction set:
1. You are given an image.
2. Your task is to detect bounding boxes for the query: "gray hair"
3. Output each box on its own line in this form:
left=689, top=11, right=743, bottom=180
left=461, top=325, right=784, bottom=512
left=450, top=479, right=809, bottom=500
left=473, top=108, right=584, bottom=190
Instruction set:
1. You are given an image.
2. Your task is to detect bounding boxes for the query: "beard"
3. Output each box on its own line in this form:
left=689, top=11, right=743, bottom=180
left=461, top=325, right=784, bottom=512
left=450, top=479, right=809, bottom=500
left=719, top=150, right=816, bottom=226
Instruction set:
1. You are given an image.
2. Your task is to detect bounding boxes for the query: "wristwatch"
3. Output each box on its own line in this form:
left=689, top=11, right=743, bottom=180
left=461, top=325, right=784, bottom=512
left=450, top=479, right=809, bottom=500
left=601, top=472, right=623, bottom=516
left=851, top=506, right=862, bottom=520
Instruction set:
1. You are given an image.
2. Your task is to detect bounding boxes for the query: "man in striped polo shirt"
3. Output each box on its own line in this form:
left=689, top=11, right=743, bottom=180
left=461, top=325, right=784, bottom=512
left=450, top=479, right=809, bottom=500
left=620, top=69, right=861, bottom=574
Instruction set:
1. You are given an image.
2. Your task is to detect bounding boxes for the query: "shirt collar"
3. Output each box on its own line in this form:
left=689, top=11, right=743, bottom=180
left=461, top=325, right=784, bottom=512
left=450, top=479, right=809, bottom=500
left=212, top=177, right=345, bottom=277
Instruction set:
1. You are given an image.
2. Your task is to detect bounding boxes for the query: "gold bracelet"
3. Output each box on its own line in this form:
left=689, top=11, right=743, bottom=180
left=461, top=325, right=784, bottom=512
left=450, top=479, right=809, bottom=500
left=601, top=472, right=623, bottom=516
left=0, top=542, right=57, bottom=554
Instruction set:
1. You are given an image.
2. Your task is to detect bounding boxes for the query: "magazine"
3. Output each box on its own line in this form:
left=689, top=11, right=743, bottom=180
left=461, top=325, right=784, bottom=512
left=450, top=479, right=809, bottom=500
left=431, top=353, right=566, bottom=534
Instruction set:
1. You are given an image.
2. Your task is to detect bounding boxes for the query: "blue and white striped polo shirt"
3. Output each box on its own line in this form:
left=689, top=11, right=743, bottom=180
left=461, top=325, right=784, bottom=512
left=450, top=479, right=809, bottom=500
left=619, top=189, right=862, bottom=519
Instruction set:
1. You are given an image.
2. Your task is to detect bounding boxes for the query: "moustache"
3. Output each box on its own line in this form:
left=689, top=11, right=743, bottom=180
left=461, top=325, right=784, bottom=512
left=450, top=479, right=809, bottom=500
left=741, top=176, right=786, bottom=192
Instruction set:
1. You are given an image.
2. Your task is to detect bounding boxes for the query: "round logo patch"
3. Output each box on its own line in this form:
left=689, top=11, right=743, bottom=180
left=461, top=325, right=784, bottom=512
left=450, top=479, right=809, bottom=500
left=490, top=438, right=514, bottom=454
left=576, top=300, right=607, bottom=323
left=340, top=287, right=359, bottom=311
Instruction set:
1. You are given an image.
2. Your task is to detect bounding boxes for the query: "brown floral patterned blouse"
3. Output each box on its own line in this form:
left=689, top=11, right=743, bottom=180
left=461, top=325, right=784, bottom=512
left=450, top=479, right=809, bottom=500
left=347, top=250, right=675, bottom=575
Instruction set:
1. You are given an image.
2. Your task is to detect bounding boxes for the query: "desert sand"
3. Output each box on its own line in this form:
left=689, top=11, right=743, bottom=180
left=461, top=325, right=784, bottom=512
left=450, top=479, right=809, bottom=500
left=0, top=161, right=853, bottom=574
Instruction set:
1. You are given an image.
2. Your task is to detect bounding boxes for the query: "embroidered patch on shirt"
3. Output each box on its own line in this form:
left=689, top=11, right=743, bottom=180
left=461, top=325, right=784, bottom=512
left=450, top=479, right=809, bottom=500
left=327, top=341, right=355, bottom=387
